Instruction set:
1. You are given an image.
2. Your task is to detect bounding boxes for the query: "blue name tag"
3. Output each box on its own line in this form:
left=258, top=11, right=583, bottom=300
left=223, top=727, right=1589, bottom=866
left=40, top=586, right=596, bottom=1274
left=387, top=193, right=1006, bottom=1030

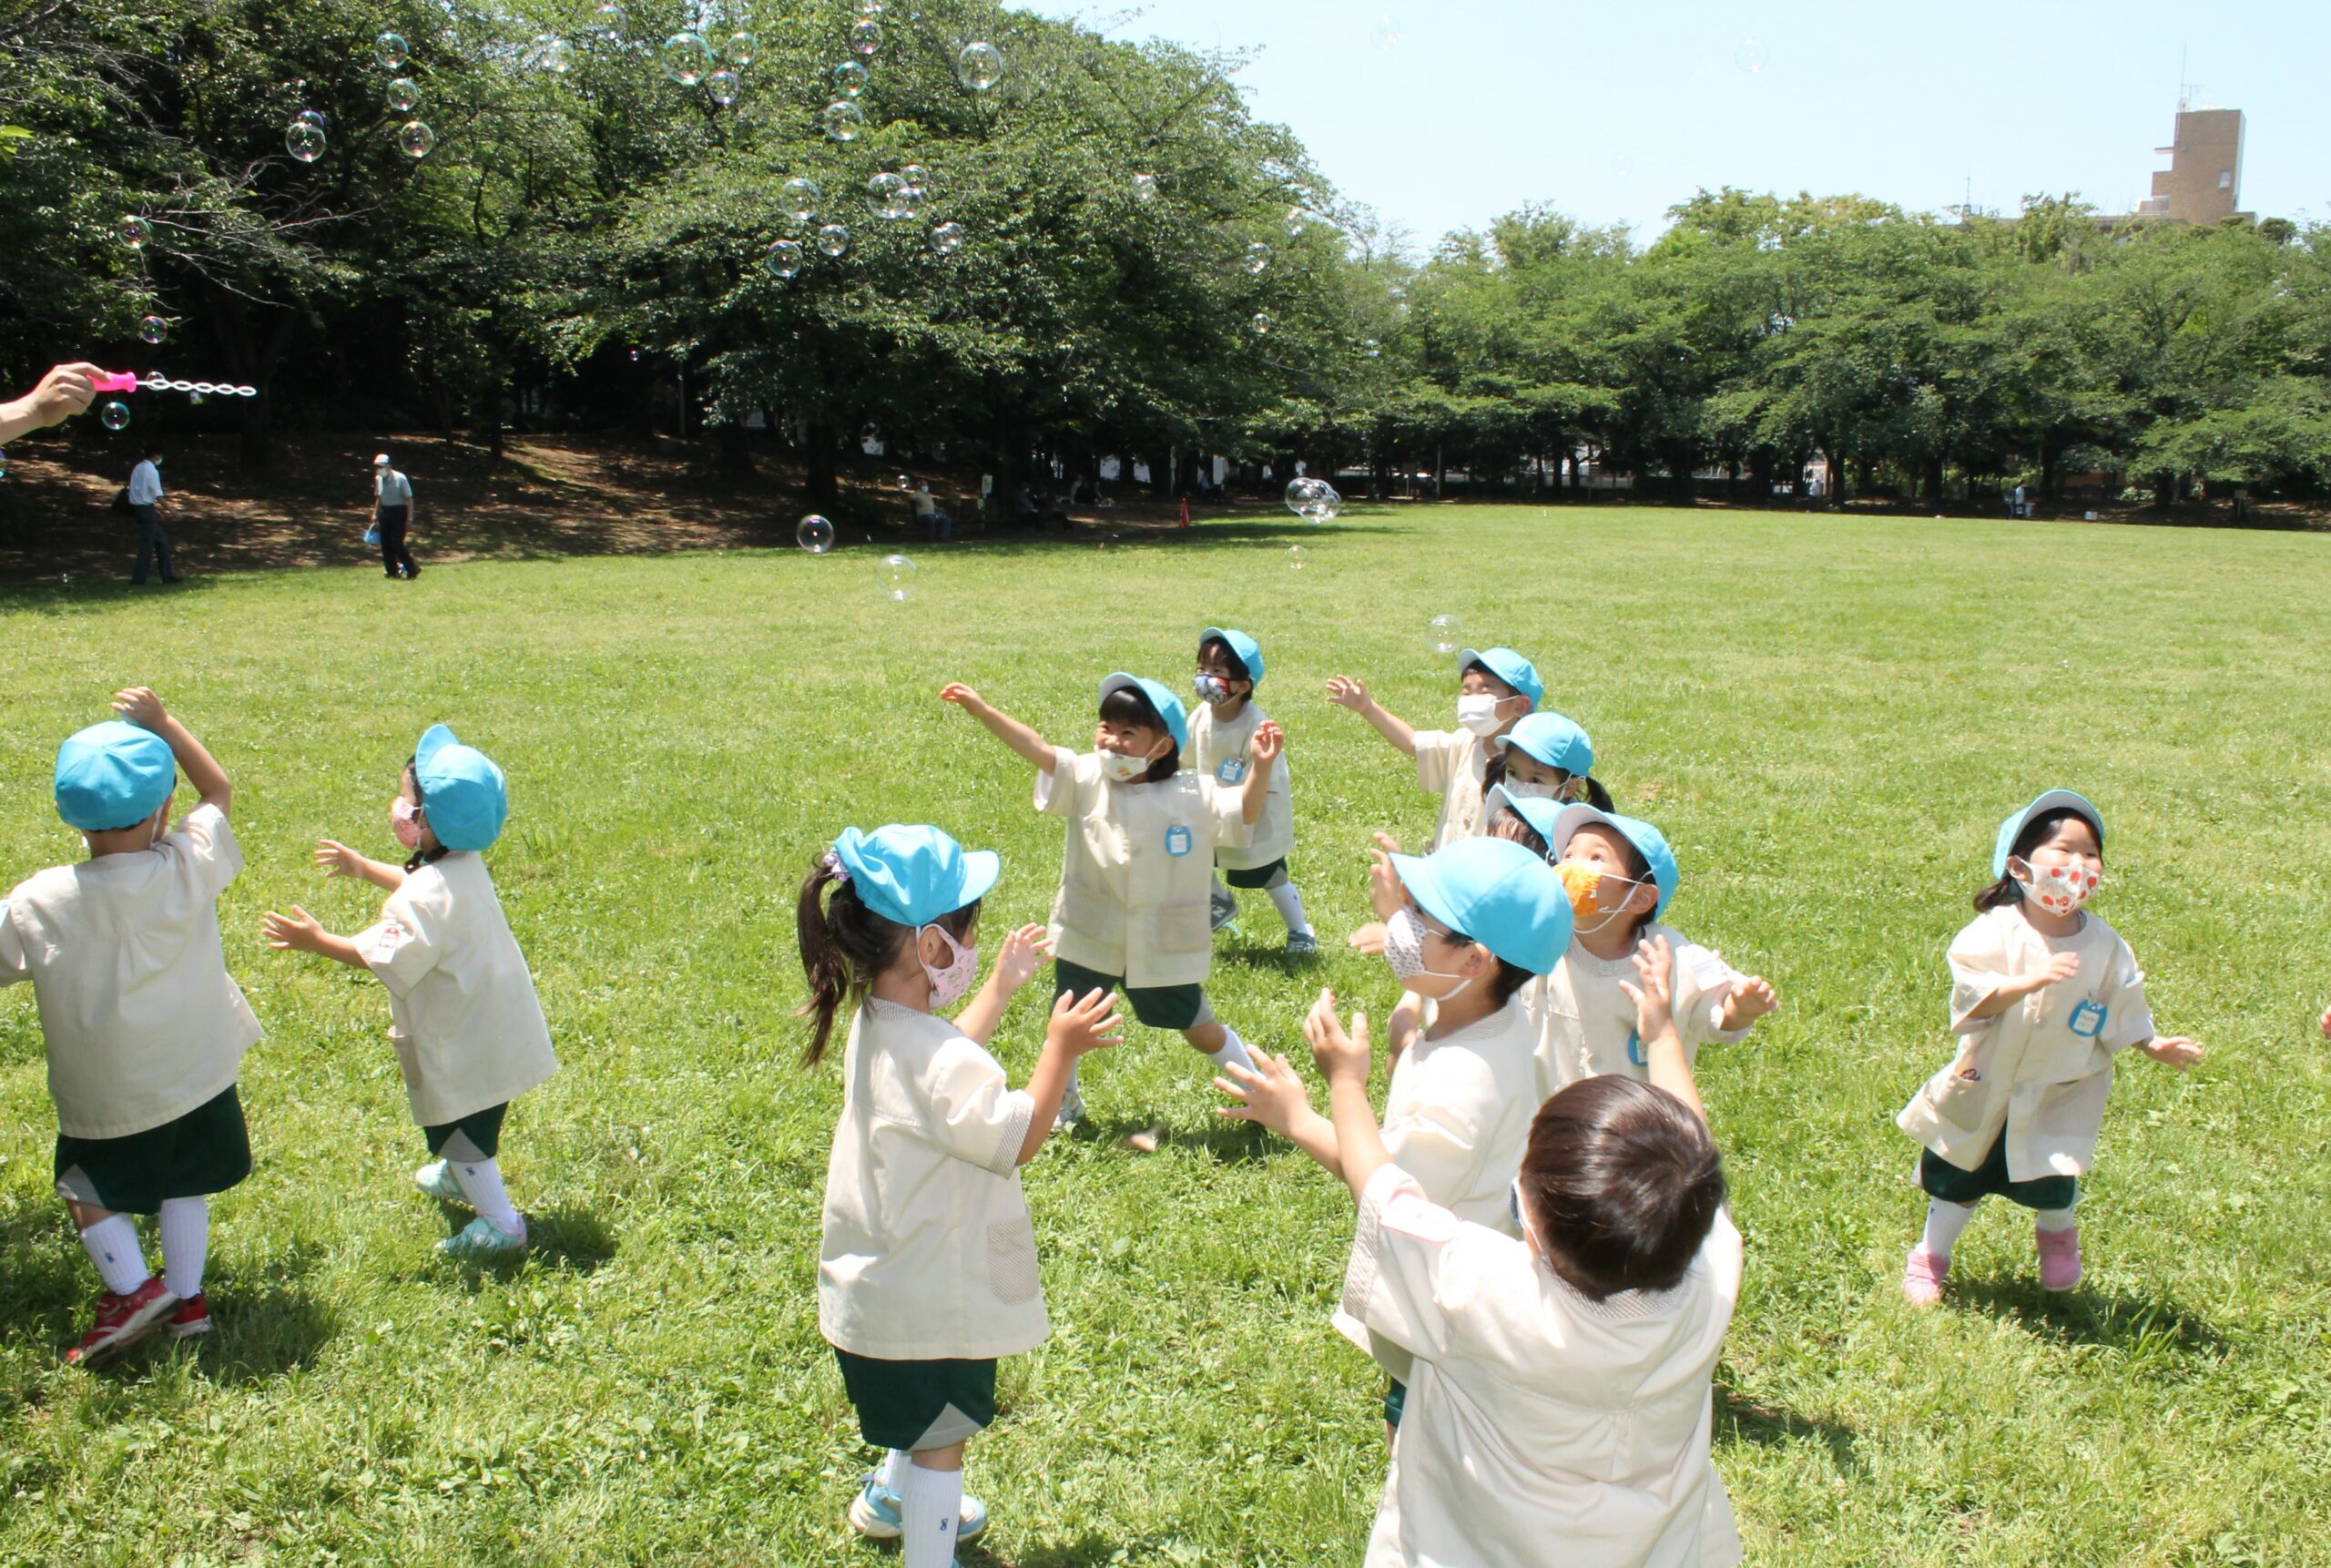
left=1626, top=1028, right=1644, bottom=1067
left=1165, top=824, right=1193, bottom=857
left=2069, top=1000, right=2107, bottom=1039
left=1216, top=758, right=1247, bottom=784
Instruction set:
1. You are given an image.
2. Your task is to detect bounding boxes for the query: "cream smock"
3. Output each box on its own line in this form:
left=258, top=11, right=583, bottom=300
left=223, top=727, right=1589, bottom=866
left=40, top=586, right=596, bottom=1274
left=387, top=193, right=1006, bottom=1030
left=0, top=803, right=262, bottom=1140
left=1036, top=746, right=1249, bottom=988
left=1345, top=1165, right=1745, bottom=1568
left=1190, top=702, right=1293, bottom=871
left=1528, top=925, right=1751, bottom=1101
left=1413, top=728, right=1491, bottom=850
left=818, top=999, right=1048, bottom=1360
left=1897, top=904, right=2155, bottom=1184
left=357, top=850, right=557, bottom=1126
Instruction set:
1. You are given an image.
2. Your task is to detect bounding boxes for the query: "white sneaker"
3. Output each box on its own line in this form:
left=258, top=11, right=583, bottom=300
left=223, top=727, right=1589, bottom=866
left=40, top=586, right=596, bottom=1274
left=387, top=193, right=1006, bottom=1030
left=1054, top=1083, right=1085, bottom=1129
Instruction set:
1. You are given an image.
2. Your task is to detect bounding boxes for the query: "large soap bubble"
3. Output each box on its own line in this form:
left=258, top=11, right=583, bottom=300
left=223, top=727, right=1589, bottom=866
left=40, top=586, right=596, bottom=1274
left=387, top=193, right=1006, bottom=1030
left=707, top=68, right=740, bottom=106
left=1286, top=476, right=1340, bottom=523
left=878, top=553, right=917, bottom=600
left=767, top=239, right=804, bottom=278
left=798, top=514, right=835, bottom=552
left=524, top=34, right=573, bottom=73
left=1249, top=312, right=1274, bottom=336
left=285, top=119, right=327, bottom=161
left=100, top=401, right=131, bottom=431
left=1131, top=172, right=1157, bottom=202
left=817, top=223, right=850, bottom=258
left=664, top=31, right=712, bottom=84
left=120, top=214, right=152, bottom=248
left=1427, top=614, right=1463, bottom=657
left=375, top=31, right=409, bottom=68
left=1287, top=544, right=1307, bottom=570
left=138, top=315, right=168, bottom=344
left=1245, top=242, right=1271, bottom=275
left=931, top=221, right=965, bottom=256
left=822, top=99, right=865, bottom=140
left=398, top=120, right=436, bottom=159
left=1734, top=36, right=1769, bottom=72
left=724, top=30, right=757, bottom=66
left=900, top=163, right=930, bottom=194
left=388, top=76, right=420, bottom=112
left=294, top=108, right=328, bottom=132
left=833, top=60, right=868, bottom=97
left=781, top=177, right=821, bottom=220
left=957, top=41, right=1003, bottom=90
left=594, top=3, right=626, bottom=41
left=868, top=171, right=912, bottom=219
left=849, top=18, right=880, bottom=55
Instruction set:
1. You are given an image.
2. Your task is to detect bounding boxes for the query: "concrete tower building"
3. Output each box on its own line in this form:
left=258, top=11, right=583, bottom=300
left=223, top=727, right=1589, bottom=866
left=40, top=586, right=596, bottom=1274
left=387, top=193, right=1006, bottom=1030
left=2138, top=107, right=2248, bottom=222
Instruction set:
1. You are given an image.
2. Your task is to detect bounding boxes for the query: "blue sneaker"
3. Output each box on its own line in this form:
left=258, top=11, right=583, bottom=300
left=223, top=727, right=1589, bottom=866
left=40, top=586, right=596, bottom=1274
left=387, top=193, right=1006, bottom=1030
left=439, top=1216, right=526, bottom=1261
left=1053, top=1081, right=1085, bottom=1131
left=847, top=1474, right=988, bottom=1543
left=413, top=1159, right=468, bottom=1204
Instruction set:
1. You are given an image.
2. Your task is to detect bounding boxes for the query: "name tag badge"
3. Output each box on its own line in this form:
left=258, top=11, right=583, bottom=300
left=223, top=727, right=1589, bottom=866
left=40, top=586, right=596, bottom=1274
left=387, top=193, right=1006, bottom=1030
left=1216, top=758, right=1247, bottom=784
left=1165, top=824, right=1193, bottom=858
left=2069, top=999, right=2108, bottom=1039
left=1625, top=1028, right=1645, bottom=1068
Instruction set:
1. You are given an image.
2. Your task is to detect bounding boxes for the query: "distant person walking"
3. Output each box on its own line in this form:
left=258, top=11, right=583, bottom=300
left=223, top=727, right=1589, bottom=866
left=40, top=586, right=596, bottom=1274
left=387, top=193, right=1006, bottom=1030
left=372, top=454, right=420, bottom=581
left=2012, top=484, right=2028, bottom=520
left=127, top=444, right=180, bottom=586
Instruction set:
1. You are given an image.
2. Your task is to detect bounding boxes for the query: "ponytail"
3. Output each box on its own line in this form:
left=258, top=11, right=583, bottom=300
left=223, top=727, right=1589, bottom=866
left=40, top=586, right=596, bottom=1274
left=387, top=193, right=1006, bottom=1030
left=1579, top=774, right=1614, bottom=812
left=1972, top=875, right=2023, bottom=912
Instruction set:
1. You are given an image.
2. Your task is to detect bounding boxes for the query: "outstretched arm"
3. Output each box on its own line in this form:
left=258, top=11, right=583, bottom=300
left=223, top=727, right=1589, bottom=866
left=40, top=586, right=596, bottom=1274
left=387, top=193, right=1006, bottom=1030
left=941, top=683, right=1056, bottom=774
left=1308, top=990, right=1392, bottom=1203
left=113, top=687, right=229, bottom=816
left=1241, top=722, right=1284, bottom=824
left=317, top=839, right=407, bottom=892
left=1216, top=1050, right=1343, bottom=1176
left=1623, top=937, right=1705, bottom=1126
left=261, top=907, right=368, bottom=970
left=0, top=363, right=103, bottom=444
left=1325, top=675, right=1418, bottom=759
left=953, top=923, right=1051, bottom=1046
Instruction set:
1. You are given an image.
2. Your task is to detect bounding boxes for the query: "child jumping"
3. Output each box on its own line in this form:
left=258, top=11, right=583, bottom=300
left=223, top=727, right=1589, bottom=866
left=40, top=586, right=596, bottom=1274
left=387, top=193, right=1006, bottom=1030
left=1192, top=626, right=1317, bottom=955
left=1325, top=645, right=1542, bottom=849
left=1898, top=789, right=2201, bottom=1305
left=1, top=688, right=260, bottom=1364
left=942, top=673, right=1280, bottom=1125
left=263, top=724, right=557, bottom=1261
left=801, top=824, right=1119, bottom=1567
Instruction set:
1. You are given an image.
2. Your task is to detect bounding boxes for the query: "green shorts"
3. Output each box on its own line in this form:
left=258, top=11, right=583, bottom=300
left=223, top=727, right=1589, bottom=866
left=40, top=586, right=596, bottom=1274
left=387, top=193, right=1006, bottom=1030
left=1919, top=1133, right=2078, bottom=1212
left=422, top=1102, right=508, bottom=1161
left=1053, top=959, right=1212, bottom=1032
left=1219, top=858, right=1289, bottom=891
left=55, top=1084, right=251, bottom=1214
left=1384, top=1377, right=1407, bottom=1429
left=833, top=1348, right=997, bottom=1451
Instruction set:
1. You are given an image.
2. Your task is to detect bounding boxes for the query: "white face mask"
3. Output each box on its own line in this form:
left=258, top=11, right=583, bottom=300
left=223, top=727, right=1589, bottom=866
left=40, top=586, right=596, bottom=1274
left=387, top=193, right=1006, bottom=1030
left=1383, top=907, right=1477, bottom=1001
left=1501, top=779, right=1564, bottom=801
left=919, top=923, right=979, bottom=1008
left=1456, top=694, right=1506, bottom=737
left=1099, top=746, right=1157, bottom=783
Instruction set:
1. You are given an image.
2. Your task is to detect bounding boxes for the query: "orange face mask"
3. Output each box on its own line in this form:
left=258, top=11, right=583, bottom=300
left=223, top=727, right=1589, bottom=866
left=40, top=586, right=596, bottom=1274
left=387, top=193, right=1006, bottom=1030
left=1556, top=859, right=1640, bottom=934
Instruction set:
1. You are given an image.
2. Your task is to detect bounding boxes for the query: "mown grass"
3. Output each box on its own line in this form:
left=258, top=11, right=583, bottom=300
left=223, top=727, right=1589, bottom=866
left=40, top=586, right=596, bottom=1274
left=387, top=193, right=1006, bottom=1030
left=2, top=504, right=2327, bottom=1566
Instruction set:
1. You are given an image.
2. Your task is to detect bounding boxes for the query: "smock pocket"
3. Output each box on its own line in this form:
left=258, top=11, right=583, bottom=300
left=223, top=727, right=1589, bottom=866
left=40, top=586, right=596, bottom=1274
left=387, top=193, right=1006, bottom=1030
left=986, top=1217, right=1042, bottom=1304
left=1927, top=1046, right=1995, bottom=1134
left=1157, top=900, right=1211, bottom=953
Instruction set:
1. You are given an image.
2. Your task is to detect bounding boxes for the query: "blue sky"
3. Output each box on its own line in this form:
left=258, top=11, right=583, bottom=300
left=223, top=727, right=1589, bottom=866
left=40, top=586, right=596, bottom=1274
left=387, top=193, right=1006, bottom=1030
left=1030, top=0, right=2330, bottom=250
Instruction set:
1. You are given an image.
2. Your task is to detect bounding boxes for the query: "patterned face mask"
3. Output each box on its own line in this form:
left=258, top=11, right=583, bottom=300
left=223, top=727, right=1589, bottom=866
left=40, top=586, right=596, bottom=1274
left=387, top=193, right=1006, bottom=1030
left=391, top=796, right=425, bottom=850
left=1099, top=746, right=1157, bottom=783
left=918, top=922, right=980, bottom=1008
left=1193, top=673, right=1233, bottom=704
left=1383, top=907, right=1476, bottom=1001
left=1554, top=860, right=1645, bottom=936
left=2013, top=857, right=2100, bottom=917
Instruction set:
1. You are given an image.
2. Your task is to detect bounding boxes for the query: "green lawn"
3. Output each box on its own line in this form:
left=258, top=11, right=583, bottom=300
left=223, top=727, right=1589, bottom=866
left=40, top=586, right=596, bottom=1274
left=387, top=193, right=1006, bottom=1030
left=3, top=505, right=2328, bottom=1566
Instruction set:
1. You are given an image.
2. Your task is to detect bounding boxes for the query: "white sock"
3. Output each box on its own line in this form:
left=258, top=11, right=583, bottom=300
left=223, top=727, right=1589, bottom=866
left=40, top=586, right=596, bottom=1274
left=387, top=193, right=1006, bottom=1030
left=79, top=1214, right=149, bottom=1296
left=158, top=1196, right=209, bottom=1298
left=1212, top=875, right=1232, bottom=901
left=1206, top=1026, right=1257, bottom=1076
left=1267, top=881, right=1313, bottom=937
left=452, top=1156, right=524, bottom=1237
left=900, top=1461, right=962, bottom=1568
left=2035, top=1206, right=2077, bottom=1233
left=1919, top=1199, right=1977, bottom=1261
left=880, top=1448, right=911, bottom=1495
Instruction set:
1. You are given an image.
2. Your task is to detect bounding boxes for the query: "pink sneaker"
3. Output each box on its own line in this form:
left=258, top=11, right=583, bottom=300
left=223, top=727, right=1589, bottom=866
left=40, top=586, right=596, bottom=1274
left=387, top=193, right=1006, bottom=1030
left=1902, top=1246, right=1949, bottom=1308
left=2036, top=1224, right=2082, bottom=1291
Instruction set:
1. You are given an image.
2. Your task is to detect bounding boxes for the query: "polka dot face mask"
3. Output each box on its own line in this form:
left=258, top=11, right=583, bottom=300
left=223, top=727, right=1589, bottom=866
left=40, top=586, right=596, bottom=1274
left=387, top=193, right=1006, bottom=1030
left=2012, top=856, right=2101, bottom=917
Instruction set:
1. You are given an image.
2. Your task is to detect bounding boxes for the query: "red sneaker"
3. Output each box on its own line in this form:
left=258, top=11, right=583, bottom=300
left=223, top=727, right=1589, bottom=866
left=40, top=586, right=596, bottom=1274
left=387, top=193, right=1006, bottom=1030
left=165, top=1292, right=211, bottom=1339
left=64, top=1277, right=178, bottom=1367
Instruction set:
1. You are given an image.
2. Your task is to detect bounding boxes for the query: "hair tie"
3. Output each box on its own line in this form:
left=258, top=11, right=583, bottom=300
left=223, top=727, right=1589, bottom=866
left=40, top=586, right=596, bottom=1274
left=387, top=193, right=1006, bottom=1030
left=821, top=849, right=851, bottom=883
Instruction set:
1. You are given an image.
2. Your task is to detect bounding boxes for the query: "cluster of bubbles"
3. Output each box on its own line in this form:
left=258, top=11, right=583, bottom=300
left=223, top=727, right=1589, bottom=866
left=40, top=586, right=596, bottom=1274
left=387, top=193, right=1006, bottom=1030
left=1285, top=476, right=1339, bottom=523
left=285, top=108, right=327, bottom=162
left=1427, top=613, right=1464, bottom=657
left=368, top=33, right=433, bottom=158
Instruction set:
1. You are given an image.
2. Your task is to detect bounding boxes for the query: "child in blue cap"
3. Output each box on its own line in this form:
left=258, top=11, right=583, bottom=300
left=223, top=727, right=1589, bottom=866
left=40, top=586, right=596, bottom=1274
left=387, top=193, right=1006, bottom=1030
left=942, top=673, right=1281, bottom=1125
left=1217, top=834, right=1569, bottom=1441
left=263, top=724, right=558, bottom=1261
left=1895, top=790, right=2201, bottom=1307
left=0, top=688, right=259, bottom=1365
left=1192, top=626, right=1317, bottom=955
left=1488, top=709, right=1612, bottom=811
left=799, top=824, right=1121, bottom=1567
left=1326, top=645, right=1542, bottom=850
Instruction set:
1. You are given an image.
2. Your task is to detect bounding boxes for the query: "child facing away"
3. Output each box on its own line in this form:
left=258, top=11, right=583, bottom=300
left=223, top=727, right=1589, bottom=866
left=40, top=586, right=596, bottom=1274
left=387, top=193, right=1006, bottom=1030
left=262, top=724, right=557, bottom=1261
left=942, top=673, right=1280, bottom=1125
left=800, top=825, right=1119, bottom=1568
left=1898, top=790, right=2201, bottom=1305
left=1191, top=626, right=1318, bottom=955
left=0, top=689, right=259, bottom=1364
left=1300, top=937, right=1745, bottom=1568
left=1216, top=835, right=1571, bottom=1438
left=1325, top=645, right=1542, bottom=850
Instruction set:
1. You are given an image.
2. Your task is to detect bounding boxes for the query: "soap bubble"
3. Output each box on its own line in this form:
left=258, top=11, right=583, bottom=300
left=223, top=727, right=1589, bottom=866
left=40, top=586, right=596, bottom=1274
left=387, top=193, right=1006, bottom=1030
left=398, top=120, right=435, bottom=158
left=1249, top=312, right=1274, bottom=335
left=375, top=31, right=409, bottom=68
left=931, top=220, right=965, bottom=255
left=706, top=68, right=740, bottom=106
left=664, top=32, right=711, bottom=84
left=957, top=40, right=1003, bottom=90
left=524, top=34, right=572, bottom=73
left=1362, top=339, right=1381, bottom=358
left=857, top=0, right=884, bottom=11
left=1370, top=14, right=1402, bottom=50
left=100, top=401, right=131, bottom=431
left=294, top=108, right=328, bottom=132
left=188, top=392, right=205, bottom=405
left=1245, top=242, right=1271, bottom=275
left=1734, top=36, right=1769, bottom=73
left=1287, top=544, right=1307, bottom=569
left=797, top=514, right=836, bottom=552
left=849, top=18, right=880, bottom=55
left=781, top=177, right=821, bottom=221
left=832, top=60, right=868, bottom=96
left=285, top=119, right=327, bottom=161
left=138, top=315, right=167, bottom=344
left=594, top=3, right=625, bottom=41
left=1427, top=614, right=1463, bottom=657
left=817, top=223, right=850, bottom=258
left=388, top=76, right=420, bottom=112
left=900, top=163, right=930, bottom=193
left=877, top=552, right=917, bottom=601
left=822, top=99, right=865, bottom=140
left=766, top=239, right=804, bottom=278
left=119, top=214, right=152, bottom=248
left=868, top=171, right=911, bottom=218
left=1286, top=476, right=1339, bottom=522
left=897, top=473, right=913, bottom=489
left=1132, top=172, right=1157, bottom=202
left=724, top=30, right=757, bottom=66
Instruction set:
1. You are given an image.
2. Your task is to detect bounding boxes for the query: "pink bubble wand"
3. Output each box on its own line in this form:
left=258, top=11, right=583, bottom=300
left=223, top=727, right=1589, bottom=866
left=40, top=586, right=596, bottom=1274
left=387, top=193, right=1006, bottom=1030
left=91, top=371, right=258, bottom=398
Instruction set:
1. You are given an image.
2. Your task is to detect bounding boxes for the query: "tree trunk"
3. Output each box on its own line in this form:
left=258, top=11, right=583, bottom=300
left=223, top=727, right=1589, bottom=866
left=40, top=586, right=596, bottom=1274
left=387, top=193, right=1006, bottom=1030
left=804, top=421, right=841, bottom=508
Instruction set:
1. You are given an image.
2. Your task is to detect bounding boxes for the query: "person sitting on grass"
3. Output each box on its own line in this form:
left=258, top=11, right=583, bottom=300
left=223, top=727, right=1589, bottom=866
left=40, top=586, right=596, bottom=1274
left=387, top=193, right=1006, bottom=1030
left=911, top=479, right=953, bottom=542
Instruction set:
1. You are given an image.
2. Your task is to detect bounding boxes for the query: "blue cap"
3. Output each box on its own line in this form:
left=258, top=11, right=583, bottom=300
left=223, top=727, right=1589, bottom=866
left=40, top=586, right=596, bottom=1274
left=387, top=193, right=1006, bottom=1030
left=1388, top=835, right=1573, bottom=975
left=413, top=724, right=508, bottom=851
left=1483, top=784, right=1563, bottom=858
left=1492, top=711, right=1593, bottom=777
left=1552, top=803, right=1678, bottom=917
left=1098, top=672, right=1189, bottom=750
left=831, top=823, right=1001, bottom=926
left=1460, top=647, right=1543, bottom=709
left=1992, top=789, right=2103, bottom=877
left=1199, top=626, right=1264, bottom=686
left=54, top=721, right=175, bottom=831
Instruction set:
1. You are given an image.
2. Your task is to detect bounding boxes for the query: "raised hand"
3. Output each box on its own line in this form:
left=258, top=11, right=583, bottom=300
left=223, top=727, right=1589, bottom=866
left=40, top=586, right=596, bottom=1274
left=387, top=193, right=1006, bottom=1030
left=1047, top=986, right=1123, bottom=1057
left=260, top=906, right=323, bottom=953
left=110, top=687, right=165, bottom=728
left=1249, top=719, right=1285, bottom=766
left=315, top=840, right=368, bottom=880
left=1214, top=1051, right=1312, bottom=1135
left=1303, top=987, right=1371, bottom=1084
left=939, top=682, right=986, bottom=714
left=992, top=922, right=1053, bottom=993
left=1324, top=675, right=1371, bottom=711
left=1620, top=935, right=1678, bottom=1044
left=1722, top=973, right=1780, bottom=1029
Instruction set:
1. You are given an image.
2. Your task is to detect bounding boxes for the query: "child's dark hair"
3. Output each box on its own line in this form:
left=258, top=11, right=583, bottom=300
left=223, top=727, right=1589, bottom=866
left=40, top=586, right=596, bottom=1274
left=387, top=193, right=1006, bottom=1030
left=1577, top=774, right=1615, bottom=812
left=1517, top=1076, right=1725, bottom=1298
left=1487, top=806, right=1549, bottom=860
left=402, top=759, right=454, bottom=874
left=1099, top=686, right=1179, bottom=782
left=1973, top=808, right=2099, bottom=912
left=796, top=852, right=981, bottom=1066
left=1197, top=635, right=1252, bottom=687
left=1445, top=926, right=1534, bottom=1007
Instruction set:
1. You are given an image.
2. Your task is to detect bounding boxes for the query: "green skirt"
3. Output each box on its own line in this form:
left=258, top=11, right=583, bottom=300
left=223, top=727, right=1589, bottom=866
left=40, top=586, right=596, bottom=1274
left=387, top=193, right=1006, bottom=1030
left=55, top=1084, right=251, bottom=1214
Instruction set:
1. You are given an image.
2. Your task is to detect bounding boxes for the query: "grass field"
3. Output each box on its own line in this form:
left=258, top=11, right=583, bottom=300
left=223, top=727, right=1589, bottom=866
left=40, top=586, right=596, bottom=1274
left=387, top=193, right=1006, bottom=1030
left=3, top=504, right=2329, bottom=1566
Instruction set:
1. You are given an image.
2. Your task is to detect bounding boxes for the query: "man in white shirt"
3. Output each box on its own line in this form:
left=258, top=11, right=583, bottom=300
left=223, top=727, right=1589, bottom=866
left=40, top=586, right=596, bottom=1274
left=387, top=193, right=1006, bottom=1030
left=372, top=453, right=421, bottom=580
left=127, top=444, right=180, bottom=585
